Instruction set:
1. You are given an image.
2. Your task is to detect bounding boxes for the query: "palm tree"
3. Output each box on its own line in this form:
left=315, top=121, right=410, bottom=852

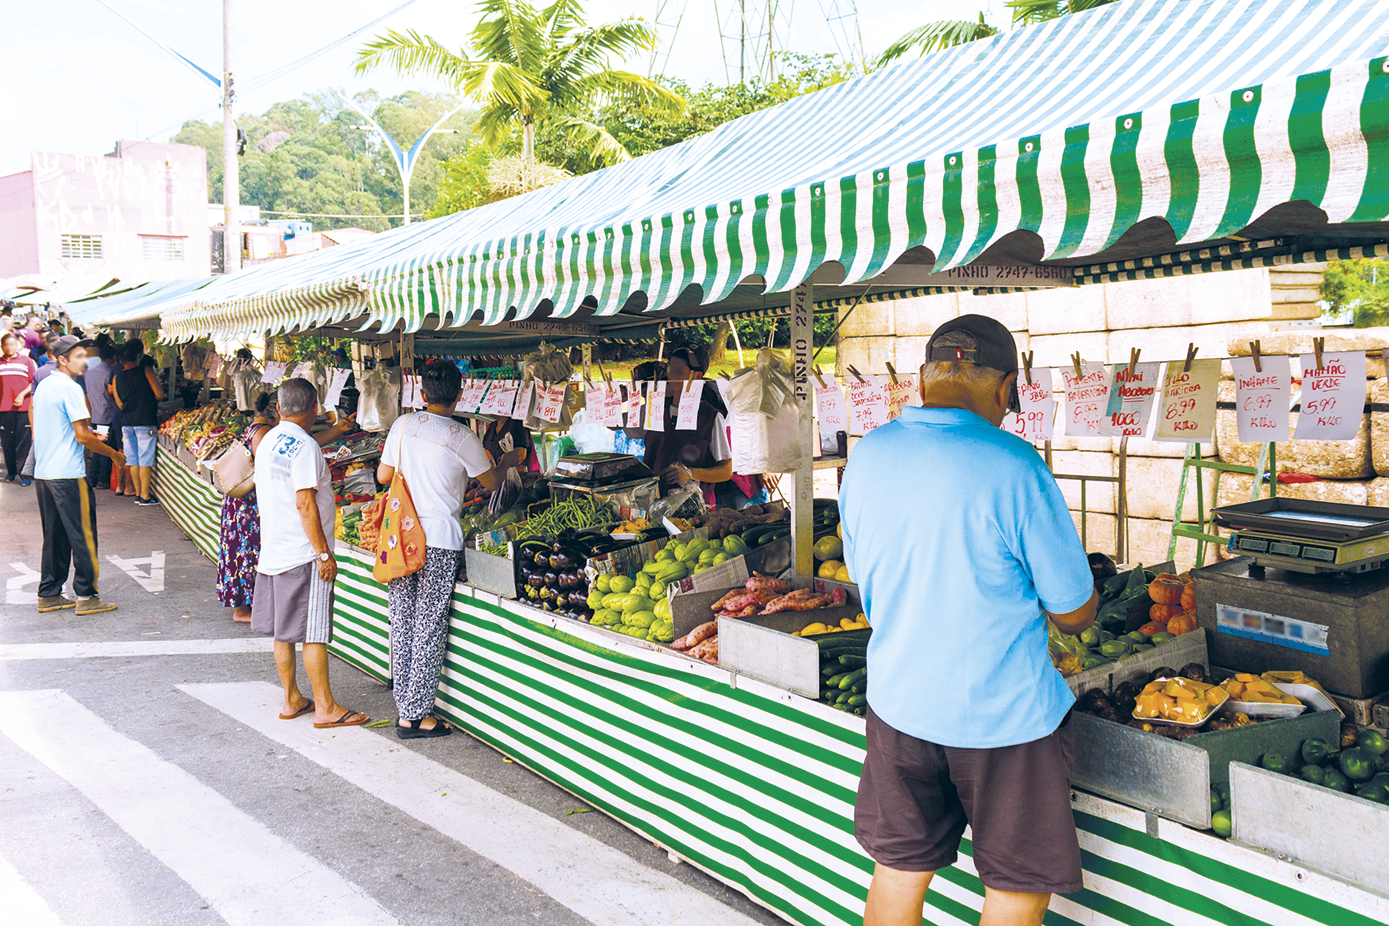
left=357, top=0, right=687, bottom=183
left=876, top=0, right=1119, bottom=66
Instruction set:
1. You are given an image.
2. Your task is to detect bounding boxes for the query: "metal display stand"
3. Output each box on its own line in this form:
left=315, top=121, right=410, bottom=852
left=1044, top=436, right=1128, bottom=563
left=1167, top=442, right=1276, bottom=566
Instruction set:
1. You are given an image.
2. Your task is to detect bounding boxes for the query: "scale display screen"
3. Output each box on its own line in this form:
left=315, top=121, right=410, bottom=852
left=1260, top=510, right=1382, bottom=528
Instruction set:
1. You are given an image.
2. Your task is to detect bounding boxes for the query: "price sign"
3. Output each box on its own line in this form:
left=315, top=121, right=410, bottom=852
left=646, top=381, right=668, bottom=432
left=625, top=382, right=646, bottom=428
left=483, top=379, right=519, bottom=416
left=1154, top=358, right=1220, bottom=441
left=1002, top=368, right=1055, bottom=442
left=1231, top=355, right=1291, bottom=442
left=513, top=380, right=535, bottom=419
left=1101, top=362, right=1160, bottom=437
left=815, top=380, right=847, bottom=454
left=455, top=379, right=485, bottom=414
left=535, top=382, right=567, bottom=424
left=398, top=374, right=417, bottom=409
left=1294, top=351, right=1365, bottom=441
left=1061, top=362, right=1110, bottom=437
left=847, top=376, right=890, bottom=434
left=260, top=361, right=288, bottom=384
left=675, top=379, right=705, bottom=430
left=205, top=353, right=223, bottom=381
left=888, top=377, right=920, bottom=419
left=323, top=368, right=350, bottom=408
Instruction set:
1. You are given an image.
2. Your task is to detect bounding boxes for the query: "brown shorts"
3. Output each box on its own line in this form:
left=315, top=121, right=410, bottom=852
left=854, top=707, right=1082, bottom=895
left=251, top=561, right=335, bottom=644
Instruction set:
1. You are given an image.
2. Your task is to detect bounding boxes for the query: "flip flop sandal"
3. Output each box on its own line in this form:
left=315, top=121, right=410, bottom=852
left=396, top=717, right=452, bottom=739
left=278, top=700, right=314, bottom=720
left=314, top=710, right=369, bottom=729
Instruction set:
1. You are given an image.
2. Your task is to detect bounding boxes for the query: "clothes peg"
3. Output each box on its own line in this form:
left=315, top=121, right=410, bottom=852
left=812, top=365, right=827, bottom=388
left=1313, top=337, right=1325, bottom=372
left=1128, top=347, right=1140, bottom=374
left=1251, top=340, right=1262, bottom=373
left=1022, top=351, right=1033, bottom=386
left=847, top=365, right=866, bottom=383
left=884, top=362, right=899, bottom=385
left=1183, top=344, right=1197, bottom=373
left=1071, top=352, right=1083, bottom=380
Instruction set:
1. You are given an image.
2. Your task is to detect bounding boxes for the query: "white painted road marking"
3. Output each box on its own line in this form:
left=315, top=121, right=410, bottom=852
left=0, top=638, right=273, bottom=661
left=184, top=681, right=766, bottom=926
left=0, top=847, right=64, bottom=926
left=0, top=690, right=398, bottom=926
left=7, top=561, right=39, bottom=605
left=106, top=551, right=166, bottom=593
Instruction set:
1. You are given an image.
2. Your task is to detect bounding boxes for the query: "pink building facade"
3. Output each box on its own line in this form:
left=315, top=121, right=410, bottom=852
left=0, top=140, right=210, bottom=280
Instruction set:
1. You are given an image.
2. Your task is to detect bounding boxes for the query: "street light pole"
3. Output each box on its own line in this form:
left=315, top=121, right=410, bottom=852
left=338, top=92, right=471, bottom=227
left=222, top=0, right=240, bottom=273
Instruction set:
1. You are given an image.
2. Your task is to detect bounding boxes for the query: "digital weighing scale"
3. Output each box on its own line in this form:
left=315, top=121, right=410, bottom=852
left=1212, top=499, right=1389, bottom=574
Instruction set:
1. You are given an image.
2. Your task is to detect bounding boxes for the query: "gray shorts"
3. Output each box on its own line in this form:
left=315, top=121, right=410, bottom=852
left=251, top=561, right=334, bottom=644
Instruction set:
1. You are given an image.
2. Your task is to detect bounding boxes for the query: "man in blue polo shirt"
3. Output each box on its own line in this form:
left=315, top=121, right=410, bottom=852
left=840, top=315, right=1097, bottom=926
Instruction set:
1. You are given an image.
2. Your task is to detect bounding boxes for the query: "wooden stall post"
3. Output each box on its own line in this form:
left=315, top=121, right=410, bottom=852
left=790, top=280, right=815, bottom=581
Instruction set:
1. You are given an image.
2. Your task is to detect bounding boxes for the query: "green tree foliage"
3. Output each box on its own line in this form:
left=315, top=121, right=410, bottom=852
left=1321, top=259, right=1389, bottom=327
left=175, top=90, right=473, bottom=230
left=877, top=0, right=1119, bottom=64
left=356, top=0, right=685, bottom=175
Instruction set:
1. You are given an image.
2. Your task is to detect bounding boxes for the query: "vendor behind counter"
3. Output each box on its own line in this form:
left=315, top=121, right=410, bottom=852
left=643, top=350, right=733, bottom=505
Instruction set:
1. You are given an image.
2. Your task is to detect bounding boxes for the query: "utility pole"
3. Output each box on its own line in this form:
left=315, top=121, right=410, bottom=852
left=739, top=0, right=745, bottom=83
left=768, top=1, right=774, bottom=80
left=222, top=0, right=240, bottom=274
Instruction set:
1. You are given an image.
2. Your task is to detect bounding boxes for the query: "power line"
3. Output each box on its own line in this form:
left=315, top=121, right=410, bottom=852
left=257, top=210, right=421, bottom=219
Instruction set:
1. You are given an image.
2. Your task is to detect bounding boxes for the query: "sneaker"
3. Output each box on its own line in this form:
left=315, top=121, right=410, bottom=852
left=75, top=596, right=117, bottom=615
left=18, top=477, right=32, bottom=487
left=36, top=596, right=76, bottom=613
left=134, top=495, right=159, bottom=507
left=4, top=475, right=14, bottom=483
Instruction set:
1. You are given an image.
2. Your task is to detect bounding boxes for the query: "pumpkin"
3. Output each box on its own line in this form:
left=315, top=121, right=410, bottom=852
left=1148, top=575, right=1184, bottom=605
left=1150, top=603, right=1184, bottom=623
left=1168, top=612, right=1198, bottom=635
left=1180, top=584, right=1196, bottom=612
left=1138, top=620, right=1168, bottom=636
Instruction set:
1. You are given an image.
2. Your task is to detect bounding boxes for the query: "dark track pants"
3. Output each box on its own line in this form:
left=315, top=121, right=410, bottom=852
left=36, top=478, right=100, bottom=599
left=0, top=410, right=30, bottom=480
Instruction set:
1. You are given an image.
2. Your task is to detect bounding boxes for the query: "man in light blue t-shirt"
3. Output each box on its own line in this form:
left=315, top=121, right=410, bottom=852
left=31, top=336, right=125, bottom=615
left=840, top=315, right=1097, bottom=926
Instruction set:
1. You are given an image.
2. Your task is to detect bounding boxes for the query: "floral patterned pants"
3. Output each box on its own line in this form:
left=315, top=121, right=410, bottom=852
left=388, top=546, right=462, bottom=722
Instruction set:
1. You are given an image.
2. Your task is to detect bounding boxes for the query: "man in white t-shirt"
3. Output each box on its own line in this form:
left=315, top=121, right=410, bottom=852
left=376, top=359, right=516, bottom=738
left=252, top=377, right=369, bottom=729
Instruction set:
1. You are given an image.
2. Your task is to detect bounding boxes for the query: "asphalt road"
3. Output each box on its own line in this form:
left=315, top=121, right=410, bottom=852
left=0, top=478, right=787, bottom=926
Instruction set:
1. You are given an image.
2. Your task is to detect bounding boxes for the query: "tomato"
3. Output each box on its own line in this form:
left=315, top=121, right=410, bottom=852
left=1300, top=738, right=1332, bottom=767
left=1340, top=747, right=1375, bottom=783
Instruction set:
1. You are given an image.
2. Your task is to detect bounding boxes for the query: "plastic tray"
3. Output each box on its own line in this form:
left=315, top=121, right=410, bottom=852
left=1218, top=681, right=1324, bottom=719
left=1131, top=677, right=1229, bottom=728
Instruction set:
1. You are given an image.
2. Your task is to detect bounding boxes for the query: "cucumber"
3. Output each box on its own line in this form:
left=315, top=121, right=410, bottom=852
left=848, top=693, right=867, bottom=707
left=825, top=673, right=849, bottom=689
left=838, top=654, right=867, bottom=667
left=822, top=664, right=841, bottom=678
left=838, top=668, right=866, bottom=690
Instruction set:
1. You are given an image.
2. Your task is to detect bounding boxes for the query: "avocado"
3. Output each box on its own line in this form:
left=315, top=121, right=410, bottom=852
left=1126, top=630, right=1149, bottom=644
left=1099, top=640, right=1132, bottom=657
left=1080, top=626, right=1102, bottom=648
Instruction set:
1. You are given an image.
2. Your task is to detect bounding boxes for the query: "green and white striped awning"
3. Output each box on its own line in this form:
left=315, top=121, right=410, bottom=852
left=161, top=0, right=1389, bottom=342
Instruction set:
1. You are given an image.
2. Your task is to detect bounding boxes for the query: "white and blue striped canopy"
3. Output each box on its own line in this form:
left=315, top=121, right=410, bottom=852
left=162, top=0, right=1389, bottom=342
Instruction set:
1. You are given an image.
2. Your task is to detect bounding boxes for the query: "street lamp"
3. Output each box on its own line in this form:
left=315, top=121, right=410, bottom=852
left=337, top=91, right=470, bottom=227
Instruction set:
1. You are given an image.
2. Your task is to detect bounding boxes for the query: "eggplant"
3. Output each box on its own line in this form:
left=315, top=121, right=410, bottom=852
left=543, top=571, right=557, bottom=588
left=527, top=574, right=544, bottom=589
left=534, top=551, right=549, bottom=567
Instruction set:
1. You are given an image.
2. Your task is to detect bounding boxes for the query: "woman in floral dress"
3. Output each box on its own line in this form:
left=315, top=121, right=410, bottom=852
left=218, top=394, right=276, bottom=622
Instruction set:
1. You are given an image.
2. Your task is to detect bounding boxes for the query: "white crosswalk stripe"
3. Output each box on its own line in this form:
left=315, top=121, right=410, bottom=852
left=0, top=689, right=398, bottom=926
left=182, top=681, right=766, bottom=926
left=0, top=847, right=64, bottom=926
left=0, top=638, right=273, bottom=661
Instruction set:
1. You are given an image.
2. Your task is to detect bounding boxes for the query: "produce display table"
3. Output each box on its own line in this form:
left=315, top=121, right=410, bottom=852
left=153, top=441, right=222, bottom=561
left=324, top=550, right=1389, bottom=926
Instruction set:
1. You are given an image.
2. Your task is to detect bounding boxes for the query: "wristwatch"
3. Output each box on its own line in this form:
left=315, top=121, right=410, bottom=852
left=317, top=551, right=331, bottom=563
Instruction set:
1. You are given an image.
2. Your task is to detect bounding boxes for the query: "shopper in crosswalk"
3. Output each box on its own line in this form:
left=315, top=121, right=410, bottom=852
left=252, top=377, right=369, bottom=729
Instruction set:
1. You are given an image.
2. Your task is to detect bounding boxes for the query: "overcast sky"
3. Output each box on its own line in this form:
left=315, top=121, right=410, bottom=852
left=0, top=0, right=1011, bottom=178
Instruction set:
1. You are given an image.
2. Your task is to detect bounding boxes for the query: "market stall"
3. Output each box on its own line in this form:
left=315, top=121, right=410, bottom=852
left=135, top=1, right=1389, bottom=923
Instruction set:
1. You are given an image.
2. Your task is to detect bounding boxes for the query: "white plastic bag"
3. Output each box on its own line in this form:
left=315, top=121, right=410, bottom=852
left=356, top=367, right=400, bottom=433
left=726, top=350, right=805, bottom=474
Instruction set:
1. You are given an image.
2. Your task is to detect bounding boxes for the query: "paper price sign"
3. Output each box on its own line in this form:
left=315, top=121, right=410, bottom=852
left=625, top=383, right=646, bottom=427
left=847, top=376, right=890, bottom=434
left=514, top=380, right=535, bottom=420
left=455, top=379, right=486, bottom=413
left=588, top=385, right=616, bottom=427
left=815, top=381, right=847, bottom=454
left=1061, top=362, right=1110, bottom=437
left=482, top=380, right=519, bottom=416
left=260, top=361, right=289, bottom=384
left=323, top=369, right=350, bottom=408
left=1155, top=358, right=1220, bottom=441
left=399, top=374, right=418, bottom=409
left=1294, top=351, right=1366, bottom=441
left=675, top=379, right=705, bottom=430
left=888, top=377, right=920, bottom=419
left=1231, top=355, right=1291, bottom=442
left=1101, top=362, right=1160, bottom=437
left=535, top=382, right=567, bottom=424
left=1002, top=368, right=1055, bottom=442
left=646, top=381, right=668, bottom=432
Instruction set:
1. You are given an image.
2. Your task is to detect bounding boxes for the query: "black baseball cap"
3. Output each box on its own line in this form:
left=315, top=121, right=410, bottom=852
left=925, top=314, right=1021, bottom=413
left=51, top=335, right=95, bottom=358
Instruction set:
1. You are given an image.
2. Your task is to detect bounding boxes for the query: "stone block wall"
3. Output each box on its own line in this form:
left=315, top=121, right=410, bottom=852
left=836, top=266, right=1334, bottom=571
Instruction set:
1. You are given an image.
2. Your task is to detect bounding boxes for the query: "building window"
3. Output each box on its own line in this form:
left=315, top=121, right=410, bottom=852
left=60, top=234, right=102, bottom=259
left=140, top=236, right=185, bottom=261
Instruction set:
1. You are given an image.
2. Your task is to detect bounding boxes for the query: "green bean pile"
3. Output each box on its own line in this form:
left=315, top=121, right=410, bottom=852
left=512, top=495, right=614, bottom=541
left=479, top=543, right=510, bottom=557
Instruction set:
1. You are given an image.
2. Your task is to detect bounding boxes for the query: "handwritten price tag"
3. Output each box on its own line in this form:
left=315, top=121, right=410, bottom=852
left=535, top=382, right=567, bottom=424
left=624, top=382, right=646, bottom=428
left=514, top=380, right=535, bottom=420
left=323, top=368, right=350, bottom=408
left=260, top=361, right=289, bottom=384
left=847, top=376, right=890, bottom=434
left=646, top=381, right=668, bottom=432
left=482, top=380, right=519, bottom=416
left=675, top=380, right=704, bottom=430
left=815, top=380, right=847, bottom=453
left=1101, top=362, right=1160, bottom=437
left=1293, top=351, right=1365, bottom=441
left=888, top=377, right=920, bottom=418
left=1061, top=362, right=1110, bottom=437
left=588, top=385, right=618, bottom=427
left=1155, top=358, right=1220, bottom=441
left=1231, top=355, right=1291, bottom=442
left=1002, top=368, right=1055, bottom=442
